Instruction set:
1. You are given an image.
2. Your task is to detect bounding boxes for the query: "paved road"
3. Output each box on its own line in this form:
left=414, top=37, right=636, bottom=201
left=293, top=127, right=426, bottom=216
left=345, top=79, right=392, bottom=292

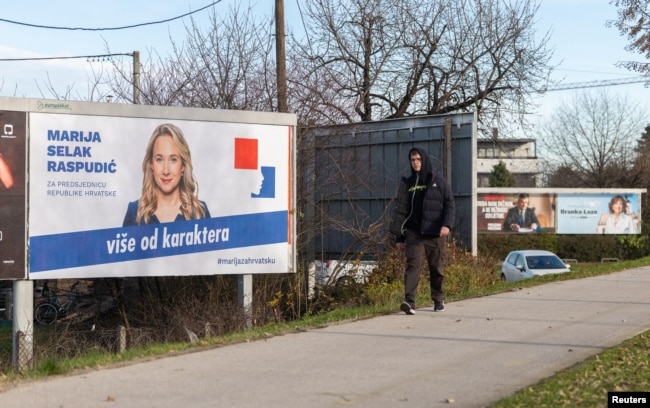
left=1, top=268, right=649, bottom=407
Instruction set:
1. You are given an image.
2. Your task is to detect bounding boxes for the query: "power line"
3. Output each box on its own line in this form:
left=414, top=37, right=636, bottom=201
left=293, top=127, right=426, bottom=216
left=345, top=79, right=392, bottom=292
left=0, top=1, right=222, bottom=31
left=295, top=0, right=313, bottom=52
left=0, top=53, right=134, bottom=62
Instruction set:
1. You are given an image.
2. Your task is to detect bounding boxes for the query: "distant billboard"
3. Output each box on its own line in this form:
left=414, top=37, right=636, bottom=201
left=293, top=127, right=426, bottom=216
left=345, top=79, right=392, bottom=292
left=477, top=189, right=644, bottom=235
left=0, top=97, right=296, bottom=280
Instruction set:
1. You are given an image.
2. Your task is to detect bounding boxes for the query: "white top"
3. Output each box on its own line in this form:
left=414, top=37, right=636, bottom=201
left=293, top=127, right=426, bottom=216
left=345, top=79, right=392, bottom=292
left=604, top=213, right=637, bottom=234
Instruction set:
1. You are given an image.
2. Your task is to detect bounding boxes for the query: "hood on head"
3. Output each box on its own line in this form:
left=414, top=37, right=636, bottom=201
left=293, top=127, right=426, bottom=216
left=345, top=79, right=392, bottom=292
left=408, top=147, right=433, bottom=177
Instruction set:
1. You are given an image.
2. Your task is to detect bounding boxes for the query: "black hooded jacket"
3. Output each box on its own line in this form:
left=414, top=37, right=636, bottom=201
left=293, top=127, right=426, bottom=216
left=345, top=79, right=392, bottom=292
left=389, top=147, right=455, bottom=241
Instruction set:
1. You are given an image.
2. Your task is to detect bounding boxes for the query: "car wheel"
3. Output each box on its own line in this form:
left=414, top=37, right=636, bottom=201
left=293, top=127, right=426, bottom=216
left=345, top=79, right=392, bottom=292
left=332, top=275, right=363, bottom=299
left=335, top=275, right=356, bottom=288
left=500, top=273, right=507, bottom=282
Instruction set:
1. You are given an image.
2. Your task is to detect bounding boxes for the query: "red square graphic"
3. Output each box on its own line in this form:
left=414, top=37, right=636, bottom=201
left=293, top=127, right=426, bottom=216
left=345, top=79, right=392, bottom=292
left=234, top=138, right=258, bottom=169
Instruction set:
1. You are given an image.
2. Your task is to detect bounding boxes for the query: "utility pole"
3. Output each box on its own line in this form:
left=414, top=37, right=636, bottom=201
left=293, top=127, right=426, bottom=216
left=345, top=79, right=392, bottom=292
left=275, top=0, right=288, bottom=112
left=133, top=51, right=141, bottom=105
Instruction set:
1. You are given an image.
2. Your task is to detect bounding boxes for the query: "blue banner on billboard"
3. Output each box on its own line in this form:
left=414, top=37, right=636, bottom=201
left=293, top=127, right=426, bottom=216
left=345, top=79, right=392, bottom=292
left=29, top=211, right=287, bottom=273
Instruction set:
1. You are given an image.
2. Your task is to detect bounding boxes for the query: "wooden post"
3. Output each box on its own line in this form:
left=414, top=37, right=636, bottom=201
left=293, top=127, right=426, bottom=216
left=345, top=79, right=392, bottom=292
left=444, top=117, right=453, bottom=183
left=132, top=51, right=141, bottom=105
left=275, top=0, right=288, bottom=112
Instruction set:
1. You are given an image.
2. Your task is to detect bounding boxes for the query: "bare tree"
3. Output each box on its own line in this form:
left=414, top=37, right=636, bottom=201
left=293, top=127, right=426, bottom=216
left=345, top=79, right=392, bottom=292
left=103, top=0, right=553, bottom=134
left=632, top=124, right=650, bottom=186
left=290, top=0, right=554, bottom=133
left=538, top=89, right=648, bottom=188
left=0, top=59, right=114, bottom=102
left=611, top=0, right=650, bottom=76
left=107, top=3, right=276, bottom=110
left=107, top=48, right=192, bottom=106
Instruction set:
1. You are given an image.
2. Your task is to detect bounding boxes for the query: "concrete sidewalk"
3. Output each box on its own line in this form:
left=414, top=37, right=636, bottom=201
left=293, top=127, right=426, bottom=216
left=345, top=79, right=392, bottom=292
left=1, top=268, right=649, bottom=407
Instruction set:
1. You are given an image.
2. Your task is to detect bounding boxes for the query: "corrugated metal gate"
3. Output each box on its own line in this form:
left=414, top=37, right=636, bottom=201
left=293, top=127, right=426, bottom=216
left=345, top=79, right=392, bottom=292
left=300, top=113, right=476, bottom=263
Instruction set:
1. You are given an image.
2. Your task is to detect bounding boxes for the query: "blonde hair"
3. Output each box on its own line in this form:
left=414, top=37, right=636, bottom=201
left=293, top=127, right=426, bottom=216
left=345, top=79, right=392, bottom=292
left=136, top=124, right=207, bottom=224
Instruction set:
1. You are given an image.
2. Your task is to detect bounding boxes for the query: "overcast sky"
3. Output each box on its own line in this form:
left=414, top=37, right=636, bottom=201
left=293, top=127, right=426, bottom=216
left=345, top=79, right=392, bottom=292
left=0, top=0, right=647, bottom=131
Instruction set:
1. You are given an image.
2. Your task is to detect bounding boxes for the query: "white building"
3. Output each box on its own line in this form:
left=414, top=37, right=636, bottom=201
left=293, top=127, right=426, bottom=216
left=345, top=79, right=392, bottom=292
left=477, top=138, right=541, bottom=187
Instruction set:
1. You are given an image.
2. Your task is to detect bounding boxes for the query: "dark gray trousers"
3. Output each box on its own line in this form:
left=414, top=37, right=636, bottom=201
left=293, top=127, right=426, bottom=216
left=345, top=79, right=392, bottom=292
left=404, top=229, right=446, bottom=306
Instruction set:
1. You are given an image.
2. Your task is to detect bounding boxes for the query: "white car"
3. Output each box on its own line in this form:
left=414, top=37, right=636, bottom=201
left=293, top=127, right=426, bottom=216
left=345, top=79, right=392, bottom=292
left=501, top=250, right=571, bottom=282
left=314, top=260, right=377, bottom=287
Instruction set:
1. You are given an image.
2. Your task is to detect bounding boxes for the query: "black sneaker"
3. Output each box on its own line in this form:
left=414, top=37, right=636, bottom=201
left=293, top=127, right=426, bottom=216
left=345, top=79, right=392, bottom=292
left=433, top=300, right=445, bottom=312
left=400, top=302, right=416, bottom=315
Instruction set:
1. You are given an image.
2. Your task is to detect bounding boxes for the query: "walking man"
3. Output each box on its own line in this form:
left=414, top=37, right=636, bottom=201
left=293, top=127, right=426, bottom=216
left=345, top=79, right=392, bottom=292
left=389, top=147, right=455, bottom=315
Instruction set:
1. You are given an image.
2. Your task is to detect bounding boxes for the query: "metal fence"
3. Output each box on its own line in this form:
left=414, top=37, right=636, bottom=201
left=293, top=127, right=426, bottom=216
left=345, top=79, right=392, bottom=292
left=301, top=113, right=476, bottom=263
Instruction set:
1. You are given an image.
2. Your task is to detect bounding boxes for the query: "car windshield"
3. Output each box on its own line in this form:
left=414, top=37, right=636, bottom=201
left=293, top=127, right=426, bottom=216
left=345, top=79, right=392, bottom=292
left=525, top=255, right=566, bottom=270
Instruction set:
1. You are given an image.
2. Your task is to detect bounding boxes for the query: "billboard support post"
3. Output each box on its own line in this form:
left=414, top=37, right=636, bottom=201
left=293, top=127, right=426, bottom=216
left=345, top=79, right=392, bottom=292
left=12, top=280, right=33, bottom=371
left=237, top=274, right=253, bottom=328
left=444, top=117, right=453, bottom=182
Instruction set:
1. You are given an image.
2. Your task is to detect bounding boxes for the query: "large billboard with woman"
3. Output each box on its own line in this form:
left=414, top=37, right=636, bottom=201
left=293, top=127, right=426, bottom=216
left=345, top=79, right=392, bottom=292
left=0, top=97, right=296, bottom=280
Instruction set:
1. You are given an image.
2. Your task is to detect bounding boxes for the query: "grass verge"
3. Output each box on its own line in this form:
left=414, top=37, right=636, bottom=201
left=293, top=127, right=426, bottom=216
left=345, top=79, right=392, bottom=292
left=1, top=256, right=649, bottom=407
left=491, top=329, right=650, bottom=407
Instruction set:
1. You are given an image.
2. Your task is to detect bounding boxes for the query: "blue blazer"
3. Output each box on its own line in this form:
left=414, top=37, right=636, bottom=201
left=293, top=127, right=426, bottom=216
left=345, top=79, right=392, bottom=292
left=122, top=200, right=211, bottom=226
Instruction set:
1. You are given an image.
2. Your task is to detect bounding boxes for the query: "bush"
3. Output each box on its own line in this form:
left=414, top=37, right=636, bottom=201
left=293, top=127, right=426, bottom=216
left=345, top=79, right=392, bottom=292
left=444, top=242, right=501, bottom=297
left=477, top=233, right=650, bottom=263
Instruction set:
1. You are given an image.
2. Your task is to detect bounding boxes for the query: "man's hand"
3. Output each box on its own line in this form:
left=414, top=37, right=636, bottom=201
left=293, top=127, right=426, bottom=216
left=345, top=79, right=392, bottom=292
left=396, top=242, right=405, bottom=250
left=440, top=226, right=450, bottom=237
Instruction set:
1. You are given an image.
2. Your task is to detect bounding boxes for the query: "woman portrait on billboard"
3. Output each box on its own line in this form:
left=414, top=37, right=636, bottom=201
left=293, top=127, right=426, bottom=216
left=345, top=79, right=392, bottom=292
left=122, top=123, right=210, bottom=226
left=603, top=195, right=637, bottom=234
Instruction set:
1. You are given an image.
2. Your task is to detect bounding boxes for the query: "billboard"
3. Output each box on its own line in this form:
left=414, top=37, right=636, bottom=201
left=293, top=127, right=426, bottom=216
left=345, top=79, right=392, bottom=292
left=0, top=111, right=27, bottom=279
left=0, top=97, right=296, bottom=280
left=477, top=189, right=644, bottom=235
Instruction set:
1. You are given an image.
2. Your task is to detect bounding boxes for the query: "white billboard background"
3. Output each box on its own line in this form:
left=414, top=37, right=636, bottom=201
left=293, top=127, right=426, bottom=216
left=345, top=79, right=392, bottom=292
left=555, top=193, right=641, bottom=234
left=28, top=112, right=292, bottom=279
